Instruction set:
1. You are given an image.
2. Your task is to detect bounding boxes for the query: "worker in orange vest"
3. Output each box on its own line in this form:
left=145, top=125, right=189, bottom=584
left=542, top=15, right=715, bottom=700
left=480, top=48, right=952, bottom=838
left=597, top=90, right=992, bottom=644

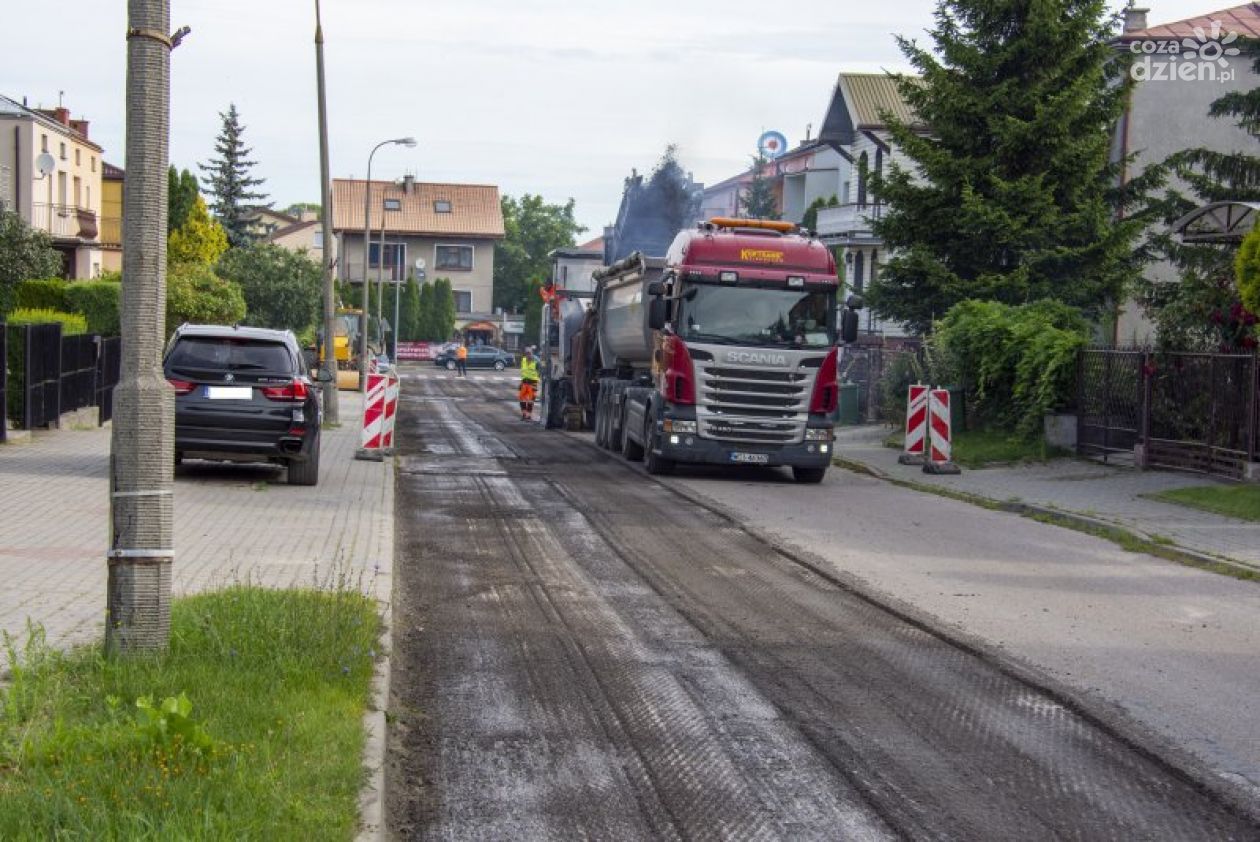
left=455, top=341, right=468, bottom=377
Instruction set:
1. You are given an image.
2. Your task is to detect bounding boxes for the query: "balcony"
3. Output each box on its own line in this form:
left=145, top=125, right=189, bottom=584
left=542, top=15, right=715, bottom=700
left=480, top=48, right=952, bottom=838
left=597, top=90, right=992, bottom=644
left=31, top=203, right=98, bottom=241
left=816, top=203, right=884, bottom=242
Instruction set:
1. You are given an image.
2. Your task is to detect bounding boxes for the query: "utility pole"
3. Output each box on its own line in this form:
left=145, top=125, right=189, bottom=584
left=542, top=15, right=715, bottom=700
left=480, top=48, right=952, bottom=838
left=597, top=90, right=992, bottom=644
left=108, top=0, right=185, bottom=654
left=314, top=0, right=338, bottom=423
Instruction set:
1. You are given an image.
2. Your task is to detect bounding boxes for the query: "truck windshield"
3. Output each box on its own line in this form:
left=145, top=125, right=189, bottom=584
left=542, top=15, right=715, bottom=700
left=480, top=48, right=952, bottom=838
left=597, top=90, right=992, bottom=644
left=677, top=284, right=836, bottom=348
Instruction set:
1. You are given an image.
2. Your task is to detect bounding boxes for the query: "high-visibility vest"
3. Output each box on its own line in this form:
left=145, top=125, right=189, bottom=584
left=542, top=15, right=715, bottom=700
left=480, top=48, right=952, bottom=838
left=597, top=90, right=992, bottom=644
left=456, top=345, right=468, bottom=360
left=520, top=356, right=539, bottom=382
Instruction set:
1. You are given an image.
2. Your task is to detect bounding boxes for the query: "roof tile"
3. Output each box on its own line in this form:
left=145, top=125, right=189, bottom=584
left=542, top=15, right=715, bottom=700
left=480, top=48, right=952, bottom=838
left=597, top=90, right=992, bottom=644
left=332, top=179, right=505, bottom=238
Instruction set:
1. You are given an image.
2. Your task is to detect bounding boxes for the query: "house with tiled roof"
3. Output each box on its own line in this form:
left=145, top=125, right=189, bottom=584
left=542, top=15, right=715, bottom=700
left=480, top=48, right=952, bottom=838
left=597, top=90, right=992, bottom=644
left=0, top=94, right=106, bottom=278
left=331, top=175, right=505, bottom=333
left=1112, top=3, right=1260, bottom=344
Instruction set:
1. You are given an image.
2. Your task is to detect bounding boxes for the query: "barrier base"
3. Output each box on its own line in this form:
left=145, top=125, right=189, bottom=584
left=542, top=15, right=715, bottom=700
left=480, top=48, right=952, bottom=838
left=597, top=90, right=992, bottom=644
left=923, top=460, right=961, bottom=475
left=898, top=452, right=925, bottom=466
left=354, top=448, right=385, bottom=462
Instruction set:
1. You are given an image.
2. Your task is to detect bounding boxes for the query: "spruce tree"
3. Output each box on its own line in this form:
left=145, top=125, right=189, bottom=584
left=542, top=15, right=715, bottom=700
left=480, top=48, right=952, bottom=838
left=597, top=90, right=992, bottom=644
left=199, top=103, right=269, bottom=248
left=738, top=153, right=779, bottom=220
left=868, top=0, right=1147, bottom=334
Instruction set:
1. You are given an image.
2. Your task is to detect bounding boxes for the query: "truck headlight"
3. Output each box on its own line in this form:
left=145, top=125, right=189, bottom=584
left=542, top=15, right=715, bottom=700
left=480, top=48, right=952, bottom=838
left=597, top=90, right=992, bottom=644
left=663, top=419, right=697, bottom=434
left=804, top=428, right=833, bottom=442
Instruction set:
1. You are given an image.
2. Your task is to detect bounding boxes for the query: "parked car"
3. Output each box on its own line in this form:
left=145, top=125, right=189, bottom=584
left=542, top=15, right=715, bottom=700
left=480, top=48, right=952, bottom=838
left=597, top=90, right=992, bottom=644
left=433, top=345, right=516, bottom=371
left=164, top=324, right=325, bottom=485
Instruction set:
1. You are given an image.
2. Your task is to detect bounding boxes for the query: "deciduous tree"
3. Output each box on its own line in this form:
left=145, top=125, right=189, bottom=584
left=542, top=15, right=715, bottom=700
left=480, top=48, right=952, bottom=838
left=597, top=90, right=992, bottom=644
left=493, top=194, right=585, bottom=312
left=0, top=210, right=62, bottom=314
left=168, top=195, right=228, bottom=266
left=216, top=244, right=320, bottom=332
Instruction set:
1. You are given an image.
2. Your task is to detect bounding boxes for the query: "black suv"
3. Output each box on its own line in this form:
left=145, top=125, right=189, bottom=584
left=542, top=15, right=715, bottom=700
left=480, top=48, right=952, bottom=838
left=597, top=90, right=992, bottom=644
left=164, top=324, right=324, bottom=485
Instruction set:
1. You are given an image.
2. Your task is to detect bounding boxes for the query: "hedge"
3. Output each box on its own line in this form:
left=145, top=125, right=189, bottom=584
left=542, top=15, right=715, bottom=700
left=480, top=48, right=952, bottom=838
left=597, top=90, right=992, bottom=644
left=64, top=280, right=121, bottom=336
left=14, top=279, right=69, bottom=312
left=4, top=308, right=88, bottom=335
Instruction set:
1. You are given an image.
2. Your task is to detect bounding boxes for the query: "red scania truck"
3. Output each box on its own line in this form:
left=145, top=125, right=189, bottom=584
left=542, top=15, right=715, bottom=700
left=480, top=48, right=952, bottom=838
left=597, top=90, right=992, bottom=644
left=541, top=217, right=859, bottom=483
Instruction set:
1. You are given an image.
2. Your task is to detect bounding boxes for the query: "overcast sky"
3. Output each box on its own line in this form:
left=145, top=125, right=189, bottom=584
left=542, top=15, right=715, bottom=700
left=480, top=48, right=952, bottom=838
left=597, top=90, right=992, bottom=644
left=4, top=1, right=1239, bottom=236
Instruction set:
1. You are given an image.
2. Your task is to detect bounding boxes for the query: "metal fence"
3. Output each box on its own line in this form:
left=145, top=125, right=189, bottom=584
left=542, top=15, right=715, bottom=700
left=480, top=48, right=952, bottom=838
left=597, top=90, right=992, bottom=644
left=96, top=336, right=121, bottom=425
left=2, top=324, right=121, bottom=433
left=1077, top=348, right=1259, bottom=480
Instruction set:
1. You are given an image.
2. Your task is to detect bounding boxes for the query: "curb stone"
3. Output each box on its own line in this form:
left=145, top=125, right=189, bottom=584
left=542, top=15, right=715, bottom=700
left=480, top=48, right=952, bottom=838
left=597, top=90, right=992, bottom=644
left=356, top=593, right=392, bottom=842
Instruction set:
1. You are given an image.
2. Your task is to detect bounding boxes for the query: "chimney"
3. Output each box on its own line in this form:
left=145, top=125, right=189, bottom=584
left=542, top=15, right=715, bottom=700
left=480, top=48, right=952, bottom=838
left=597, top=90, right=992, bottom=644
left=402, top=174, right=415, bottom=194
left=1122, top=3, right=1149, bottom=34
left=70, top=119, right=90, bottom=139
left=53, top=107, right=70, bottom=126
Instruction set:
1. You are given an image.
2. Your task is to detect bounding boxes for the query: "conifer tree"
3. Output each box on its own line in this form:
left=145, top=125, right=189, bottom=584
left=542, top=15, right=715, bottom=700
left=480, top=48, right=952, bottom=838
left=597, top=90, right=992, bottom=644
left=400, top=276, right=421, bottom=341
left=868, top=0, right=1147, bottom=333
left=168, top=167, right=199, bottom=233
left=432, top=278, right=457, bottom=342
left=199, top=103, right=269, bottom=248
left=417, top=281, right=437, bottom=342
left=738, top=153, right=779, bottom=220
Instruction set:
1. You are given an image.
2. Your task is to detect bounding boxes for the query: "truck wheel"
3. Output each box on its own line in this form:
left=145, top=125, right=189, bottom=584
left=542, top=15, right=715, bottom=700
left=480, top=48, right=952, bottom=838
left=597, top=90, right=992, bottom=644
left=594, top=393, right=609, bottom=448
left=620, top=415, right=644, bottom=462
left=792, top=466, right=827, bottom=484
left=644, top=426, right=674, bottom=476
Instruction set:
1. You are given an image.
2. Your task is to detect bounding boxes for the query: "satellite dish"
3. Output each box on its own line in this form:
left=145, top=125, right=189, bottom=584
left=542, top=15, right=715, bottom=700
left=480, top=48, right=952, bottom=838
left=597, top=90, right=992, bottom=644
left=35, top=153, right=56, bottom=176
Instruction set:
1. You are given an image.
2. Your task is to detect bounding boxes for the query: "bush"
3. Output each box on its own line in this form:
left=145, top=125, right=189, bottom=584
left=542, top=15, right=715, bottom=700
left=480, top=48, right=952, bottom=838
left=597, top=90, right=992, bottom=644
left=0, top=210, right=63, bottom=315
left=5, top=307, right=88, bottom=335
left=933, top=299, right=1088, bottom=436
left=64, top=280, right=122, bottom=336
left=166, top=264, right=247, bottom=336
left=14, top=278, right=68, bottom=312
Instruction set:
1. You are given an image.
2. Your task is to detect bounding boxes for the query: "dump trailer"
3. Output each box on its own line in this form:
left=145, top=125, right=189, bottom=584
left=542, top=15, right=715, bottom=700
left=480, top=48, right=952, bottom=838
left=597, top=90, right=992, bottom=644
left=545, top=217, right=859, bottom=483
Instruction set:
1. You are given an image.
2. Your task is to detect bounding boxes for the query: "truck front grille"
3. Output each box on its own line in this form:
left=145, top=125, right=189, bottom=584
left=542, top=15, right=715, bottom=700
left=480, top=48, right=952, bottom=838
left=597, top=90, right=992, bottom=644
left=696, top=364, right=811, bottom=444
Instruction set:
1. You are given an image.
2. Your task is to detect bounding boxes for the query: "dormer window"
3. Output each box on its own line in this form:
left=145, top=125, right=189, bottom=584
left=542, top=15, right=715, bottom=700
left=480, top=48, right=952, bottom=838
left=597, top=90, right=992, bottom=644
left=383, top=198, right=401, bottom=211
left=434, top=200, right=452, bottom=213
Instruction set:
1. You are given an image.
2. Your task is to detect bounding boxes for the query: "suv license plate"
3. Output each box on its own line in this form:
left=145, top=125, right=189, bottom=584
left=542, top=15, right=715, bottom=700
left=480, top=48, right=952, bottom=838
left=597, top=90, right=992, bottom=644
left=730, top=452, right=769, bottom=465
left=206, top=386, right=253, bottom=400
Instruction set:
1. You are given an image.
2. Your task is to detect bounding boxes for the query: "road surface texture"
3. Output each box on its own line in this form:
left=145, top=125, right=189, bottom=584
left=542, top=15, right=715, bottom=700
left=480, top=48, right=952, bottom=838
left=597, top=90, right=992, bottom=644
left=387, top=369, right=1259, bottom=840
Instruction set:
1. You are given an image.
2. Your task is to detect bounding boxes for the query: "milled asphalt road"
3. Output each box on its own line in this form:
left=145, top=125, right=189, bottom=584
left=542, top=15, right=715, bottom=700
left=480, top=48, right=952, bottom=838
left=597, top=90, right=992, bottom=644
left=386, top=369, right=1260, bottom=840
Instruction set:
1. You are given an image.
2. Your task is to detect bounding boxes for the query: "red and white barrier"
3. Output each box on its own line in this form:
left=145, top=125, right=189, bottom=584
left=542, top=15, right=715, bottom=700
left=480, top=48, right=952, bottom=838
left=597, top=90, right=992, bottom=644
left=898, top=384, right=929, bottom=465
left=358, top=373, right=387, bottom=454
left=381, top=372, right=400, bottom=449
left=924, top=388, right=961, bottom=474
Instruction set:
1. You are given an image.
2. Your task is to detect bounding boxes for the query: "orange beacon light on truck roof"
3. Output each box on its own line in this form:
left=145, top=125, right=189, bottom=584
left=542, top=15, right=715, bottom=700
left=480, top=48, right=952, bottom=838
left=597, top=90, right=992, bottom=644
left=707, top=217, right=797, bottom=234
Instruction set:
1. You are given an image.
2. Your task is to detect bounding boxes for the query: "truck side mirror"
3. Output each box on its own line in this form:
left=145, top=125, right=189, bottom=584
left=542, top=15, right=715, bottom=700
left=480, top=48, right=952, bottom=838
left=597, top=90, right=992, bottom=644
left=648, top=298, right=667, bottom=331
left=647, top=281, right=665, bottom=297
left=840, top=308, right=859, bottom=344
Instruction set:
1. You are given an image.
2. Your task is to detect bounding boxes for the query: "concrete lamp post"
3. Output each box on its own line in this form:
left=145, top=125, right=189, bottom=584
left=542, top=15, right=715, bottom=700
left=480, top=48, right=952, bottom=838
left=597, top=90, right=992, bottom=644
left=359, top=136, right=416, bottom=390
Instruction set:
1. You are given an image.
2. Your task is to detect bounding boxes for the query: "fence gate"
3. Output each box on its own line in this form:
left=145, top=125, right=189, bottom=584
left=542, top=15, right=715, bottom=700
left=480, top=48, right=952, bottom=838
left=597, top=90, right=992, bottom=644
left=22, top=323, right=62, bottom=429
left=96, top=336, right=121, bottom=426
left=1146, top=352, right=1256, bottom=480
left=0, top=323, right=6, bottom=442
left=1076, top=349, right=1144, bottom=463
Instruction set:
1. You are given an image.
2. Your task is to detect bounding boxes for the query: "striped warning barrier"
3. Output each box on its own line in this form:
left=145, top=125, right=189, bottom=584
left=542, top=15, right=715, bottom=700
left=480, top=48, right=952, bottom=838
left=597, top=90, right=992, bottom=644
left=381, top=371, right=400, bottom=450
left=924, top=388, right=961, bottom=474
left=898, top=384, right=929, bottom=466
left=355, top=373, right=388, bottom=461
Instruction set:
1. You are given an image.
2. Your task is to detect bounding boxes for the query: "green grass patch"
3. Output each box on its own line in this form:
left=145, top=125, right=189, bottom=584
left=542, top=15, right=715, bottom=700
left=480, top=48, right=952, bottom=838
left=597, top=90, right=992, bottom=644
left=0, top=584, right=381, bottom=840
left=1148, top=484, right=1260, bottom=523
left=882, top=428, right=1069, bottom=468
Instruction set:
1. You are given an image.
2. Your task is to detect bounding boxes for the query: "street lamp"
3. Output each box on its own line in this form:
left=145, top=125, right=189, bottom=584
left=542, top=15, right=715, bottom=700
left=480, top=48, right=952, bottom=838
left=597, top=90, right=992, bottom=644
left=359, top=136, right=416, bottom=390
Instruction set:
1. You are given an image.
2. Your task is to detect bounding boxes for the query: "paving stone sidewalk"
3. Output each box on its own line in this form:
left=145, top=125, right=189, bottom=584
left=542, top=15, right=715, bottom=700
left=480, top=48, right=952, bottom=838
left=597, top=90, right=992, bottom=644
left=0, top=390, right=393, bottom=650
left=835, top=425, right=1260, bottom=569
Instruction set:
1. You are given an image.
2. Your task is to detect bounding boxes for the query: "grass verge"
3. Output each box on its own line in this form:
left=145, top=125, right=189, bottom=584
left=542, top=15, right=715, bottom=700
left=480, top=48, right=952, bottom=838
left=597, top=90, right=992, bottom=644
left=882, top=428, right=1070, bottom=468
left=1146, top=484, right=1260, bottom=523
left=0, top=584, right=381, bottom=840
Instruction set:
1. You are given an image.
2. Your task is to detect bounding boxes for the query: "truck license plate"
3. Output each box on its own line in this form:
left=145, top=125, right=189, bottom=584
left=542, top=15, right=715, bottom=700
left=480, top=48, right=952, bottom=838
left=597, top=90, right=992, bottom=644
left=729, top=452, right=769, bottom=465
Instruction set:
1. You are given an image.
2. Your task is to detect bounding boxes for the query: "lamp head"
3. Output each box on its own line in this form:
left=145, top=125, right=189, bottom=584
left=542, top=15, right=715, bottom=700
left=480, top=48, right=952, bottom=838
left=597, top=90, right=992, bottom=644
left=395, top=137, right=417, bottom=148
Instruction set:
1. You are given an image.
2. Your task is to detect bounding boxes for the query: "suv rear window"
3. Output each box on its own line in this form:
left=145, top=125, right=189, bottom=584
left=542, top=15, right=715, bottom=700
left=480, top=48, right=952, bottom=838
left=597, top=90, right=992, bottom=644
left=167, top=337, right=294, bottom=374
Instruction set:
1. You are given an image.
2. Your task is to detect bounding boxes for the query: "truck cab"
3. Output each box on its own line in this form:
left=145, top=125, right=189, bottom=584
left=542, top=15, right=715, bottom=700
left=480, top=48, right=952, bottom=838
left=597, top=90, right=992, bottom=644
left=587, top=218, right=856, bottom=484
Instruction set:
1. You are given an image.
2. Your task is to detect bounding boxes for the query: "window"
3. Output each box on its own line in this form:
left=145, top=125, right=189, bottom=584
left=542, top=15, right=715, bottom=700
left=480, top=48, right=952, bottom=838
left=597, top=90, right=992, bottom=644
left=368, top=242, right=407, bottom=279
left=91, top=156, right=96, bottom=172
left=853, top=251, right=865, bottom=295
left=75, top=148, right=81, bottom=166
left=313, top=230, right=324, bottom=249
left=453, top=290, right=473, bottom=313
left=873, top=149, right=884, bottom=205
left=434, top=199, right=452, bottom=213
left=436, top=244, right=473, bottom=271
left=40, top=134, right=48, bottom=153
left=59, top=142, right=67, bottom=160
left=383, top=198, right=401, bottom=211
left=857, top=152, right=869, bottom=208
left=74, top=176, right=81, bottom=208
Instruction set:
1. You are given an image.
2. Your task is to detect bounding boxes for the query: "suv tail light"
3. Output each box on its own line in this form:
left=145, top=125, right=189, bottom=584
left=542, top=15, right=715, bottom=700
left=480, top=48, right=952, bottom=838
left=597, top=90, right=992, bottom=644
left=809, top=347, right=839, bottom=415
left=661, top=336, right=696, bottom=405
left=167, top=378, right=195, bottom=396
left=261, top=379, right=310, bottom=402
